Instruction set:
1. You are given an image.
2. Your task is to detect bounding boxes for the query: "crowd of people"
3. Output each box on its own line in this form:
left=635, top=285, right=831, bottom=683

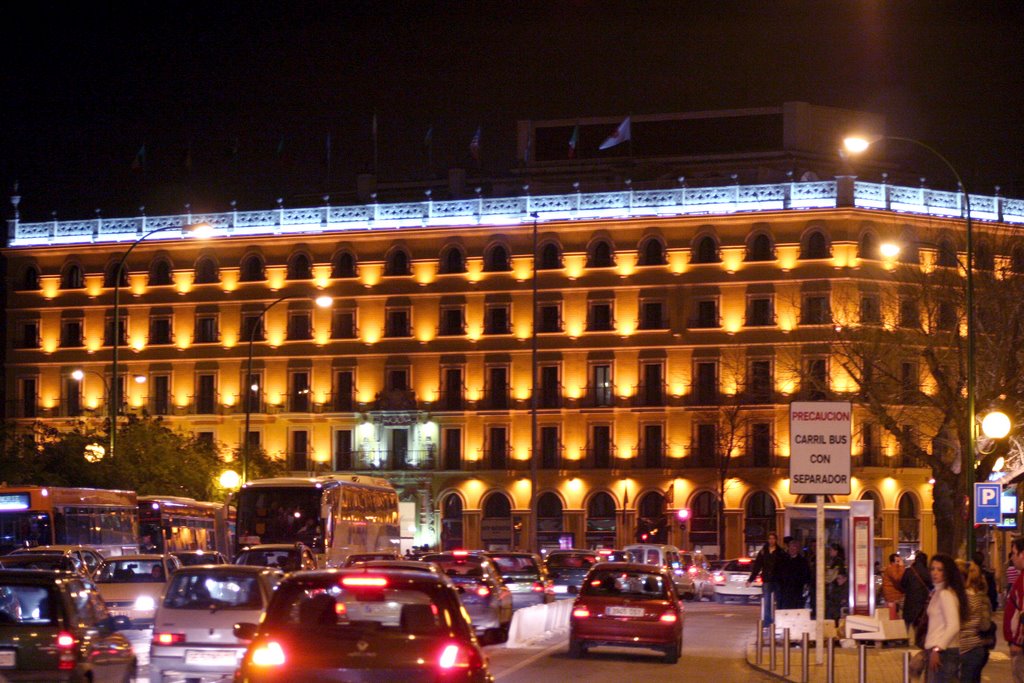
left=749, top=533, right=1024, bottom=683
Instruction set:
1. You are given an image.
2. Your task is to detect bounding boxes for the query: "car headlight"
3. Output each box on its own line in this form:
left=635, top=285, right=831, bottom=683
left=134, top=596, right=155, bottom=611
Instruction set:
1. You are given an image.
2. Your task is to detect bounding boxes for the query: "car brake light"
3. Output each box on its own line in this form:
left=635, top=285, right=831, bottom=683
left=335, top=602, right=348, bottom=616
left=572, top=607, right=590, bottom=618
left=250, top=641, right=286, bottom=667
left=753, top=576, right=763, bottom=587
left=452, top=550, right=469, bottom=557
left=597, top=549, right=611, bottom=555
left=438, top=642, right=481, bottom=670
left=713, top=574, right=725, bottom=584
left=56, top=632, right=75, bottom=648
left=659, top=612, right=678, bottom=623
left=687, top=566, right=698, bottom=575
left=153, top=632, right=185, bottom=646
left=531, top=581, right=545, bottom=592
left=341, top=576, right=388, bottom=587
left=57, top=631, right=76, bottom=670
left=476, top=585, right=490, bottom=597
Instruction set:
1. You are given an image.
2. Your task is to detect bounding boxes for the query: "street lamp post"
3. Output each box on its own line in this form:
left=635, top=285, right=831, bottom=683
left=109, top=222, right=212, bottom=460
left=529, top=211, right=540, bottom=553
left=844, top=135, right=977, bottom=554
left=242, top=294, right=332, bottom=484
left=73, top=368, right=145, bottom=415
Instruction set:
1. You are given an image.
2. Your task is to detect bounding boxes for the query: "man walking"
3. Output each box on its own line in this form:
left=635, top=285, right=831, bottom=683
left=748, top=531, right=786, bottom=627
left=1005, top=538, right=1024, bottom=682
left=881, top=553, right=906, bottom=616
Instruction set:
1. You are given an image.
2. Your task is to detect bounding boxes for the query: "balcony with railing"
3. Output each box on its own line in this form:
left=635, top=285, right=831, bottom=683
left=578, top=385, right=618, bottom=409
left=373, top=388, right=418, bottom=411
left=581, top=444, right=617, bottom=469
left=477, top=390, right=512, bottom=411
left=537, top=386, right=563, bottom=409
left=325, top=391, right=357, bottom=412
left=634, top=442, right=669, bottom=469
left=465, top=446, right=514, bottom=470
left=632, top=383, right=666, bottom=408
left=351, top=450, right=437, bottom=471
left=732, top=451, right=784, bottom=468
left=187, top=392, right=222, bottom=415
left=432, top=390, right=465, bottom=412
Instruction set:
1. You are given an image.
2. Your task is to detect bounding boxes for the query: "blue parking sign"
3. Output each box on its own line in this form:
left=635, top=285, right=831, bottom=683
left=975, top=483, right=1002, bottom=525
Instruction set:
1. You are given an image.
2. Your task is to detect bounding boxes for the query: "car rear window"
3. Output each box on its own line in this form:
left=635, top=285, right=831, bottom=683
left=163, top=572, right=264, bottom=610
left=723, top=560, right=754, bottom=571
left=175, top=553, right=224, bottom=567
left=581, top=570, right=669, bottom=598
left=0, top=584, right=56, bottom=625
left=547, top=553, right=597, bottom=569
left=266, top=577, right=454, bottom=637
left=237, top=550, right=298, bottom=570
left=343, top=554, right=395, bottom=567
left=490, top=555, right=538, bottom=576
left=97, top=559, right=167, bottom=583
left=0, top=555, right=75, bottom=572
left=422, top=556, right=485, bottom=577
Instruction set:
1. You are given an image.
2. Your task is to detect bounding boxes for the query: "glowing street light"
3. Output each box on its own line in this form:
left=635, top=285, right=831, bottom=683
left=219, top=469, right=241, bottom=489
left=981, top=411, right=1012, bottom=440
left=878, top=242, right=902, bottom=259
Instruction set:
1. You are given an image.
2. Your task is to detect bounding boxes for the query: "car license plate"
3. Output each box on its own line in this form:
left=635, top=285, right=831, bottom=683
left=185, top=649, right=237, bottom=667
left=730, top=575, right=746, bottom=583
left=553, top=585, right=569, bottom=593
left=0, top=650, right=14, bottom=668
left=605, top=606, right=645, bottom=617
left=109, top=609, right=131, bottom=617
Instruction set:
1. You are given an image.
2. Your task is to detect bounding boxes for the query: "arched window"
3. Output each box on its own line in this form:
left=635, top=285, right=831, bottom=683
left=538, top=242, right=562, bottom=270
left=440, top=247, right=466, bottom=274
left=692, top=236, right=719, bottom=264
left=332, top=252, right=356, bottom=279
left=19, top=265, right=40, bottom=291
left=103, top=261, right=129, bottom=288
left=689, top=491, right=718, bottom=548
left=481, top=492, right=513, bottom=550
left=440, top=494, right=464, bottom=551
left=484, top=244, right=511, bottom=272
left=857, top=232, right=878, bottom=259
left=149, top=259, right=173, bottom=286
left=897, top=493, right=920, bottom=553
left=975, top=241, right=995, bottom=271
left=585, top=492, right=617, bottom=549
left=936, top=240, right=959, bottom=268
left=287, top=253, right=313, bottom=280
left=588, top=240, right=614, bottom=268
left=859, top=491, right=884, bottom=533
left=744, top=492, right=776, bottom=555
left=638, top=238, right=666, bottom=266
left=747, top=234, right=774, bottom=261
left=636, top=491, right=668, bottom=544
left=803, top=231, right=830, bottom=259
left=385, top=249, right=411, bottom=276
left=537, top=492, right=564, bottom=548
left=61, top=263, right=83, bottom=289
left=194, top=257, right=219, bottom=284
left=1012, top=246, right=1024, bottom=274
left=239, top=254, right=265, bottom=282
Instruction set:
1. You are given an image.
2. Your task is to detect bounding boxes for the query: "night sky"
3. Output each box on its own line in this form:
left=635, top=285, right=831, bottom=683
left=3, top=2, right=1023, bottom=222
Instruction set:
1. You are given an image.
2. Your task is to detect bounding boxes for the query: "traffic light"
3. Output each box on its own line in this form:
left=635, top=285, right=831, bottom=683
left=676, top=508, right=690, bottom=531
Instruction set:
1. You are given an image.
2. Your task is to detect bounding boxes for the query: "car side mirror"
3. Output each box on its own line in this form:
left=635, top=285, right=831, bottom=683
left=107, top=615, right=132, bottom=631
left=234, top=622, right=258, bottom=641
left=568, top=585, right=579, bottom=595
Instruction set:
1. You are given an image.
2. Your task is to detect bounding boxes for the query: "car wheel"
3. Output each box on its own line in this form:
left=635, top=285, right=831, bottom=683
left=663, top=639, right=680, bottom=664
left=568, top=638, right=586, bottom=658
left=683, top=591, right=696, bottom=601
left=121, top=659, right=138, bottom=683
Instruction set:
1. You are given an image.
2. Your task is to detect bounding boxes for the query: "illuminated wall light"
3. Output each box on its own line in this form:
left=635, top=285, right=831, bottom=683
left=312, top=265, right=331, bottom=289
left=467, top=387, right=481, bottom=402
left=512, top=257, right=532, bottom=282
left=565, top=320, right=584, bottom=339
left=465, top=260, right=484, bottom=283
left=466, top=326, right=482, bottom=342
left=266, top=267, right=286, bottom=291
left=565, top=385, right=582, bottom=400
left=222, top=394, right=236, bottom=407
left=413, top=262, right=437, bottom=286
left=567, top=478, right=582, bottom=493
left=130, top=274, right=147, bottom=296
left=131, top=337, right=146, bottom=352
left=220, top=271, right=239, bottom=292
left=778, top=379, right=796, bottom=395
left=515, top=323, right=531, bottom=340
left=267, top=329, right=285, bottom=347
left=563, top=255, right=585, bottom=280
left=670, top=383, right=686, bottom=397
left=724, top=317, right=742, bottom=334
left=85, top=275, right=103, bottom=298
left=617, top=321, right=635, bottom=337
left=721, top=249, right=743, bottom=273
left=85, top=337, right=102, bottom=354
left=40, top=277, right=59, bottom=299
left=514, top=386, right=531, bottom=401
left=174, top=271, right=193, bottom=295
left=777, top=247, right=798, bottom=271
left=670, top=444, right=685, bottom=459
left=616, top=253, right=636, bottom=277
left=778, top=315, right=795, bottom=332
left=314, top=330, right=330, bottom=346
left=667, top=251, right=688, bottom=275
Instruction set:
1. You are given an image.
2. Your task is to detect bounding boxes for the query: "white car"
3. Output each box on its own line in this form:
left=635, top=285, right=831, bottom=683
left=95, top=554, right=180, bottom=627
left=712, top=557, right=763, bottom=603
left=150, top=565, right=283, bottom=682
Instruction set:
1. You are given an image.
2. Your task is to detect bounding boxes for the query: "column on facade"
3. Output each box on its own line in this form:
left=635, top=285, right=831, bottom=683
left=462, top=509, right=482, bottom=550
left=563, top=509, right=585, bottom=549
left=724, top=508, right=744, bottom=558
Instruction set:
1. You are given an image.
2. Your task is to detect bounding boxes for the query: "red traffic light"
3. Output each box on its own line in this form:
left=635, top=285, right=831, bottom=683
left=676, top=508, right=691, bottom=521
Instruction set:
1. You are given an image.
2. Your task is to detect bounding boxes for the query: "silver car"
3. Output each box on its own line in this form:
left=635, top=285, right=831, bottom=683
left=420, top=552, right=513, bottom=643
left=149, top=565, right=282, bottom=682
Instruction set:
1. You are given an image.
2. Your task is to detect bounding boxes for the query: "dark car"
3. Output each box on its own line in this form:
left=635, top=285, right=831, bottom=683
left=569, top=562, right=685, bottom=663
left=485, top=552, right=554, bottom=608
left=235, top=543, right=317, bottom=571
left=420, top=552, right=513, bottom=642
left=172, top=550, right=229, bottom=566
left=0, top=553, right=89, bottom=579
left=545, top=550, right=599, bottom=598
left=232, top=568, right=493, bottom=682
left=0, top=569, right=136, bottom=681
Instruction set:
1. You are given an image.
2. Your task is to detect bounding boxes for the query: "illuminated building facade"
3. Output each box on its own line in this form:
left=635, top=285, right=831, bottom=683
left=6, top=176, right=1023, bottom=559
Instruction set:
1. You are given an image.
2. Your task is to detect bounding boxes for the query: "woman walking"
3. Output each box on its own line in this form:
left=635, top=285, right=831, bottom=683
left=922, top=554, right=968, bottom=683
left=958, top=560, right=992, bottom=683
left=901, top=552, right=932, bottom=632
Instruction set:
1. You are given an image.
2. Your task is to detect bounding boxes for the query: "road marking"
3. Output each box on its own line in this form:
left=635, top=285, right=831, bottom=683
left=494, top=637, right=568, bottom=680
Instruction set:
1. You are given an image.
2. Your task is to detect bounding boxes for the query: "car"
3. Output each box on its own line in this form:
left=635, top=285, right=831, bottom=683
left=485, top=552, right=554, bottom=608
left=623, top=543, right=697, bottom=599
left=232, top=568, right=494, bottom=682
left=94, top=553, right=180, bottom=628
left=544, top=549, right=599, bottom=598
left=171, top=549, right=229, bottom=567
left=420, top=551, right=513, bottom=642
left=235, top=543, right=317, bottom=571
left=0, top=552, right=90, bottom=579
left=10, top=545, right=106, bottom=578
left=568, top=562, right=685, bottom=663
left=0, top=568, right=137, bottom=681
left=341, top=551, right=401, bottom=567
left=150, top=565, right=283, bottom=682
left=596, top=549, right=635, bottom=563
left=680, top=551, right=715, bottom=601
left=354, top=559, right=446, bottom=577
left=711, top=557, right=763, bottom=603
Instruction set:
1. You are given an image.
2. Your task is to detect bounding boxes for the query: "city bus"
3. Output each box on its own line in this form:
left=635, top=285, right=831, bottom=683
left=0, top=486, right=139, bottom=556
left=236, top=475, right=399, bottom=567
left=138, top=496, right=235, bottom=559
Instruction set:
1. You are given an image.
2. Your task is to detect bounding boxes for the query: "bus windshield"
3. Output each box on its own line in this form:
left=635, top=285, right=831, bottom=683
left=0, top=512, right=52, bottom=555
left=237, top=487, right=322, bottom=551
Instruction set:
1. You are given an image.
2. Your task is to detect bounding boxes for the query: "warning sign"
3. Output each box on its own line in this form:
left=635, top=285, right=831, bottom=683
left=789, top=401, right=852, bottom=495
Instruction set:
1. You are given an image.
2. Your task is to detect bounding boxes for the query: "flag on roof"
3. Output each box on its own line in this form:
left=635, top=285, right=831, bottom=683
left=131, top=144, right=146, bottom=172
left=424, top=125, right=433, bottom=148
left=598, top=116, right=631, bottom=150
left=568, top=125, right=579, bottom=158
left=469, top=126, right=481, bottom=161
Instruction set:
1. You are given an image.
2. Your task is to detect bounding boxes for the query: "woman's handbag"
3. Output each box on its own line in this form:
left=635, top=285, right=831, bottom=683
left=908, top=649, right=927, bottom=679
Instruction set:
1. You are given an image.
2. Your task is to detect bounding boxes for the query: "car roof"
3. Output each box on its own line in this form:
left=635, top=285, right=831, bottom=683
left=278, top=568, right=450, bottom=587
left=486, top=551, right=537, bottom=558
left=546, top=549, right=597, bottom=556
left=590, top=561, right=673, bottom=574
left=0, top=568, right=72, bottom=582
left=103, top=554, right=172, bottom=561
left=240, top=544, right=303, bottom=551
left=172, top=565, right=276, bottom=576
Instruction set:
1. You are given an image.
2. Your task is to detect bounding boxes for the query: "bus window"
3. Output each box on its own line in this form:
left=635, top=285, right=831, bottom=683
left=0, top=512, right=52, bottom=553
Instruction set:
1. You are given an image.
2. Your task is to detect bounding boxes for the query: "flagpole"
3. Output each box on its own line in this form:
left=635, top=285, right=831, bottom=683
left=372, top=113, right=379, bottom=176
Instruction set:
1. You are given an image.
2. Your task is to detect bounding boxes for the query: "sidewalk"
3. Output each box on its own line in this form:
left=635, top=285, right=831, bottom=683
left=746, top=639, right=1011, bottom=682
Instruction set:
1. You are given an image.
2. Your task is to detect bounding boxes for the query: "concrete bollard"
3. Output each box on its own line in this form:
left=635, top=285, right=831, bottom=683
left=769, top=623, right=777, bottom=670
left=783, top=628, right=791, bottom=676
left=826, top=637, right=835, bottom=683
left=858, top=642, right=867, bottom=683
left=801, top=633, right=810, bottom=683
left=755, top=619, right=764, bottom=665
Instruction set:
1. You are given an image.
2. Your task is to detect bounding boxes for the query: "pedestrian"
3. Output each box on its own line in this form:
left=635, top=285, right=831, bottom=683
left=825, top=571, right=848, bottom=624
left=747, top=531, right=785, bottom=627
left=1005, top=537, right=1024, bottom=683
left=1009, top=549, right=1021, bottom=598
left=778, top=537, right=811, bottom=609
left=958, top=559, right=993, bottom=683
left=920, top=553, right=966, bottom=683
left=882, top=553, right=907, bottom=616
left=901, top=551, right=933, bottom=632
left=971, top=551, right=998, bottom=612
left=825, top=543, right=846, bottom=583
